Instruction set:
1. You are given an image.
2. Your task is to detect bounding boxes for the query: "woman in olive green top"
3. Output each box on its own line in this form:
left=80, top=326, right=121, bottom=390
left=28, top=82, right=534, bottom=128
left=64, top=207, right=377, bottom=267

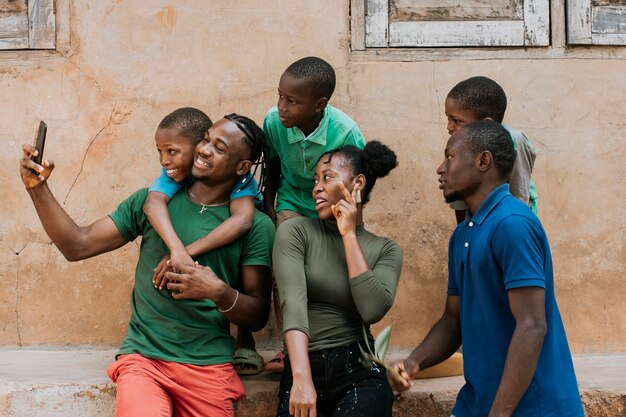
left=273, top=141, right=402, bottom=417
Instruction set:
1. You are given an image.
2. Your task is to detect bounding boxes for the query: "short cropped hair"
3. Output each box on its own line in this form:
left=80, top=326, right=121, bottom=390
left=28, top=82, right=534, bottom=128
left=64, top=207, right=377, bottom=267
left=285, top=56, right=336, bottom=100
left=158, top=107, right=213, bottom=141
left=462, top=120, right=515, bottom=180
left=447, top=76, right=507, bottom=123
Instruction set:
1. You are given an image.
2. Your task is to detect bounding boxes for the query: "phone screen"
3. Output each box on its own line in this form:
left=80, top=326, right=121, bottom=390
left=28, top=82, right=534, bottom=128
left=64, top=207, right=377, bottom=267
left=33, top=121, right=47, bottom=166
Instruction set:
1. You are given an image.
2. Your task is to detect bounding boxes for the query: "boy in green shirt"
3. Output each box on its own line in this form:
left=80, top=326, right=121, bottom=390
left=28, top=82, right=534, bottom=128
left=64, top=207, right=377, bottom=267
left=257, top=56, right=366, bottom=372
left=263, top=56, right=366, bottom=222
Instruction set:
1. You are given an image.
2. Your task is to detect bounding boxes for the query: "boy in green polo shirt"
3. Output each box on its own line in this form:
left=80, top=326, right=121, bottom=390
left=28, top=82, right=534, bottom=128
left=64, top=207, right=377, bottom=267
left=258, top=56, right=365, bottom=372
left=263, top=56, right=366, bottom=224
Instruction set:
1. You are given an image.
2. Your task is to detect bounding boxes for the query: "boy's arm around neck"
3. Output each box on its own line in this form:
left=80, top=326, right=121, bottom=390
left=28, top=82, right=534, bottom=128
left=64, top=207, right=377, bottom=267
left=185, top=196, right=255, bottom=257
left=143, top=191, right=192, bottom=265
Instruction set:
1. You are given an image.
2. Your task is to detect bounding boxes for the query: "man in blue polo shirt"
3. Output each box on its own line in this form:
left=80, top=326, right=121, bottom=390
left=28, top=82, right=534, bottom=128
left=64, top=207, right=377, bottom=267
left=388, top=120, right=583, bottom=417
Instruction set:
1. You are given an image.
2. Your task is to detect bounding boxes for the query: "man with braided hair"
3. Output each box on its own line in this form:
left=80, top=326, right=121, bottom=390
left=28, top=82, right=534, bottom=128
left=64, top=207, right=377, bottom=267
left=19, top=114, right=275, bottom=417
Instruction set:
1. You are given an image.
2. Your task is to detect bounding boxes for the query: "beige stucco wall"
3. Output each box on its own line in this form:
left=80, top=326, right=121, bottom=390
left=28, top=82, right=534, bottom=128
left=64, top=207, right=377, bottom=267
left=1, top=1, right=624, bottom=353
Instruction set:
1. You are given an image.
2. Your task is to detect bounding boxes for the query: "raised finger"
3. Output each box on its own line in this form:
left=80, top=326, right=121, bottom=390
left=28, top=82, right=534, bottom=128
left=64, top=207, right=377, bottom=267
left=338, top=181, right=353, bottom=204
left=22, top=143, right=37, bottom=158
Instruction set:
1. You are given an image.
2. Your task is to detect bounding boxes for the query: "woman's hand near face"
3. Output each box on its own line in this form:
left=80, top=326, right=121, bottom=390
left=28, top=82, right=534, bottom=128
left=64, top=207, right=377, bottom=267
left=331, top=182, right=358, bottom=236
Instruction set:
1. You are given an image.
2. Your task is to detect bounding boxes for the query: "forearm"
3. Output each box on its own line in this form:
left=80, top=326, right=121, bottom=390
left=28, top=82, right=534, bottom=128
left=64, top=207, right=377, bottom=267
left=285, top=330, right=313, bottom=381
left=408, top=322, right=461, bottom=374
left=185, top=198, right=254, bottom=257
left=348, top=242, right=401, bottom=324
left=27, top=184, right=127, bottom=260
left=144, top=193, right=186, bottom=254
left=489, top=322, right=546, bottom=416
left=406, top=311, right=461, bottom=376
left=215, top=284, right=269, bottom=331
left=350, top=271, right=395, bottom=324
left=342, top=233, right=370, bottom=278
left=27, top=184, right=90, bottom=260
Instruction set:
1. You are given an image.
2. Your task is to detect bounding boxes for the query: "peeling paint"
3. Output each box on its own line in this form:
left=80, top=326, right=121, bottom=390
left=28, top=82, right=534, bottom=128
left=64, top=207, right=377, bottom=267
left=0, top=0, right=624, bottom=353
left=156, top=6, right=177, bottom=33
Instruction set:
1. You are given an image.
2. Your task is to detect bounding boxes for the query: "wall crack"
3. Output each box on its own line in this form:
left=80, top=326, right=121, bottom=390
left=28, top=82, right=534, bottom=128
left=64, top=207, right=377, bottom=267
left=62, top=103, right=128, bottom=204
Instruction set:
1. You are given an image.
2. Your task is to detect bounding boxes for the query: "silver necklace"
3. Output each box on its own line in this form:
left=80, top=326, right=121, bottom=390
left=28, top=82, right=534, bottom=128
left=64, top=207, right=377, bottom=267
left=188, top=189, right=230, bottom=214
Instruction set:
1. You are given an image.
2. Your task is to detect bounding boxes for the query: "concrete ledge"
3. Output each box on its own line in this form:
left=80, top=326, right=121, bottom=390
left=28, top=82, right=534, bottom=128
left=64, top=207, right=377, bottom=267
left=0, top=349, right=624, bottom=417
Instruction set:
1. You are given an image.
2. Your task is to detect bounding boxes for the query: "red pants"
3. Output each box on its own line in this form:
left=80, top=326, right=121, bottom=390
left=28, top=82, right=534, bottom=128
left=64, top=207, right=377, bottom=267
left=107, top=354, right=245, bottom=417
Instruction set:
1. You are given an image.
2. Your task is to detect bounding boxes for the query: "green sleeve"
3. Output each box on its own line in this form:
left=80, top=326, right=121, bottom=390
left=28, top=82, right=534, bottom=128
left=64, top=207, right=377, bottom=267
left=348, top=125, right=366, bottom=149
left=240, top=212, right=275, bottom=267
left=349, top=239, right=402, bottom=324
left=273, top=219, right=309, bottom=337
left=108, top=188, right=149, bottom=242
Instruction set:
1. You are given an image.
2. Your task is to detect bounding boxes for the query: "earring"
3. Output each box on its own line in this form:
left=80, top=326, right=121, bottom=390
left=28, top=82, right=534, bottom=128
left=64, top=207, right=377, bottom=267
left=356, top=189, right=362, bottom=204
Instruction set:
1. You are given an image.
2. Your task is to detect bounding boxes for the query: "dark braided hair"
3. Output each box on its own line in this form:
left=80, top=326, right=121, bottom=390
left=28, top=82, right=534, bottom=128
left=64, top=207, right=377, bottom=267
left=321, top=141, right=398, bottom=205
left=285, top=56, right=336, bottom=100
left=158, top=107, right=213, bottom=141
left=223, top=113, right=269, bottom=198
left=447, top=76, right=507, bottom=123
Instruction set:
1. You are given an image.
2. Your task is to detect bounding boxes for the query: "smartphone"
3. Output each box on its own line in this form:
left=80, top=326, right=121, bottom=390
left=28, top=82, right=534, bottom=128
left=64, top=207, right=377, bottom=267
left=33, top=121, right=47, bottom=166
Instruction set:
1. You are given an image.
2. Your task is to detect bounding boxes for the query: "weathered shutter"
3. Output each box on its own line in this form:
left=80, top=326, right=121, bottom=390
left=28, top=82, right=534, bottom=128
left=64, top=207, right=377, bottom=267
left=361, top=0, right=550, bottom=48
left=0, top=0, right=55, bottom=50
left=568, top=0, right=626, bottom=45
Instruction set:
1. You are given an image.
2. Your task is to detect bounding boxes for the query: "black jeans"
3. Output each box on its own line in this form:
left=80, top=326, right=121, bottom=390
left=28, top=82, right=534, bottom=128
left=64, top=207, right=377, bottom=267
left=277, top=342, right=393, bottom=417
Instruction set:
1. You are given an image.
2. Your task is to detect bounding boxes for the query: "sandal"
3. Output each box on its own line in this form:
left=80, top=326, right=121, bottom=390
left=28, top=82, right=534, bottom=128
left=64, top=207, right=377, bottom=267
left=264, top=350, right=285, bottom=373
left=233, top=348, right=265, bottom=376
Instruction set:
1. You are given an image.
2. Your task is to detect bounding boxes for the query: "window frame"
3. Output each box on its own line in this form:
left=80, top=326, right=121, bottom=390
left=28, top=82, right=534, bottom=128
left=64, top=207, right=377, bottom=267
left=354, top=0, right=550, bottom=49
left=0, top=0, right=55, bottom=50
left=567, top=0, right=626, bottom=45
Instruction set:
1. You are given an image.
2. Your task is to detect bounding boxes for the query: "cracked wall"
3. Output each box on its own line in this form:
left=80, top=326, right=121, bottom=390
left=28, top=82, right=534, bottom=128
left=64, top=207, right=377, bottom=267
left=1, top=0, right=625, bottom=353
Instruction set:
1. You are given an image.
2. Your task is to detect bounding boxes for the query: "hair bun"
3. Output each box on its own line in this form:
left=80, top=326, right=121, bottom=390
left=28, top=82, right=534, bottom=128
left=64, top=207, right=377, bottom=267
left=362, top=140, right=398, bottom=179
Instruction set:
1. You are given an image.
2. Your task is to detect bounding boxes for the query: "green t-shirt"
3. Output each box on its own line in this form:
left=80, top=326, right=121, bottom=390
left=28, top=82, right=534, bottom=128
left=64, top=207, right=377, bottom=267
left=263, top=105, right=365, bottom=218
left=273, top=217, right=402, bottom=351
left=109, top=187, right=275, bottom=365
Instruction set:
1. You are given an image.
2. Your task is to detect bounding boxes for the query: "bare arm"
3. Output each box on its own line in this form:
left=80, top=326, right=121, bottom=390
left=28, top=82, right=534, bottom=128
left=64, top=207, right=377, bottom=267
left=388, top=295, right=462, bottom=391
left=284, top=330, right=317, bottom=417
left=143, top=191, right=190, bottom=263
left=164, top=261, right=272, bottom=331
left=20, top=144, right=129, bottom=261
left=488, top=287, right=546, bottom=417
left=185, top=196, right=254, bottom=257
left=263, top=156, right=281, bottom=224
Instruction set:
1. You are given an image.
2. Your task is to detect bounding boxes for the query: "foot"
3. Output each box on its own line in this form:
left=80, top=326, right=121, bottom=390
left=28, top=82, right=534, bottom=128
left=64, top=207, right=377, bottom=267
left=264, top=351, right=285, bottom=373
left=233, top=348, right=265, bottom=376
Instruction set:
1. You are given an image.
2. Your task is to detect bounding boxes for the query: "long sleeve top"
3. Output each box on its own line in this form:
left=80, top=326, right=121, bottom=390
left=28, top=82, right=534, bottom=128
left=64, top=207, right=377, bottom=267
left=273, top=217, right=403, bottom=351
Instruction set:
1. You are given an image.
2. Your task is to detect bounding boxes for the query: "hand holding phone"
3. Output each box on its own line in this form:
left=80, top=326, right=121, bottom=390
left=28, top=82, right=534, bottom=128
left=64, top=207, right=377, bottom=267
left=33, top=121, right=47, bottom=166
